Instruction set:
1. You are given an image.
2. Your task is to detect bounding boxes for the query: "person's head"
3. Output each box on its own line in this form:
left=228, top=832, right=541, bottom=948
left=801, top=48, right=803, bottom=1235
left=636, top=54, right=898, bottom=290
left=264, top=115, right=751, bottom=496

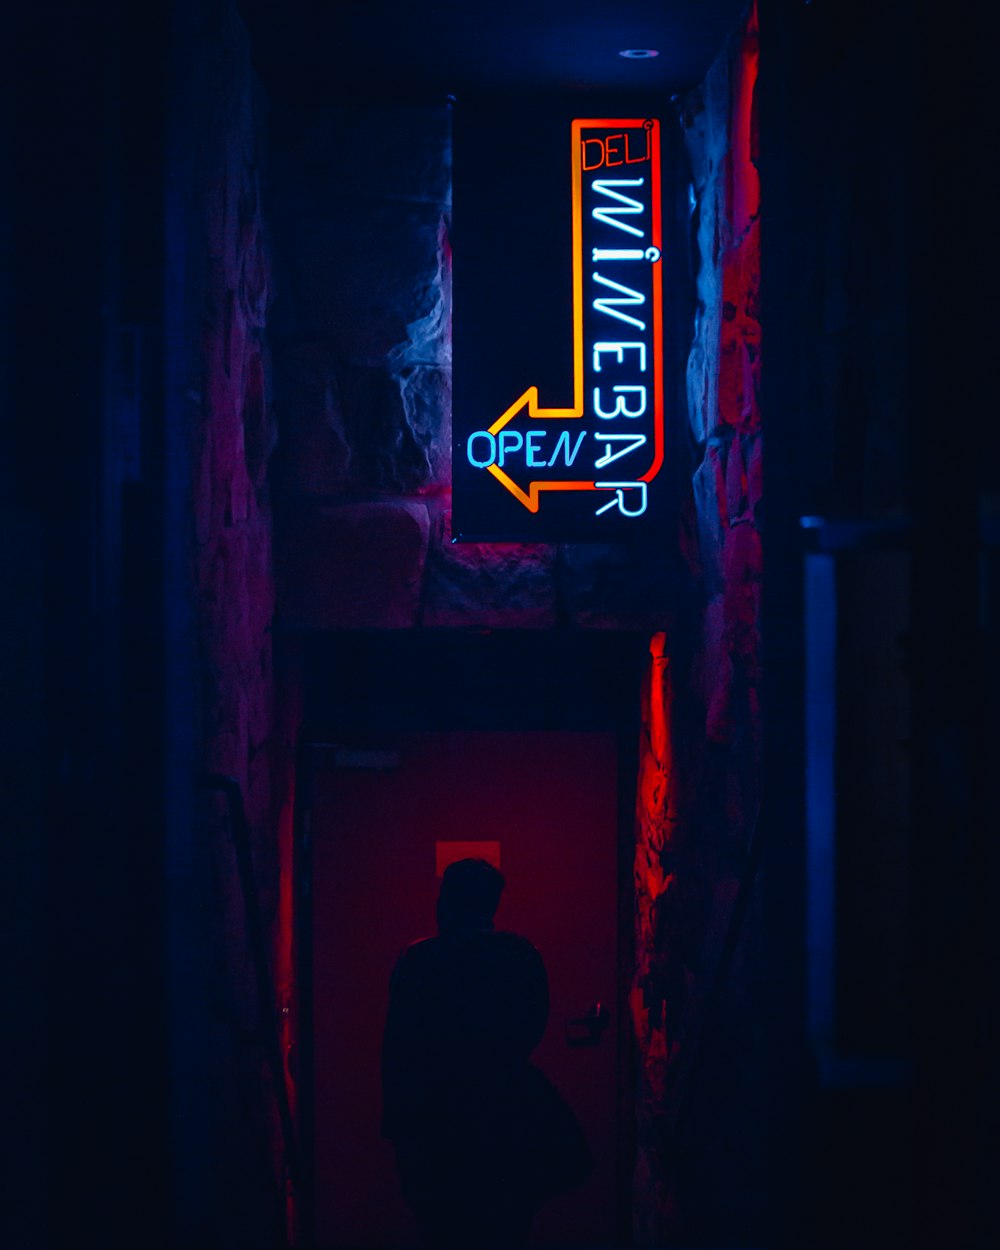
left=436, top=857, right=505, bottom=932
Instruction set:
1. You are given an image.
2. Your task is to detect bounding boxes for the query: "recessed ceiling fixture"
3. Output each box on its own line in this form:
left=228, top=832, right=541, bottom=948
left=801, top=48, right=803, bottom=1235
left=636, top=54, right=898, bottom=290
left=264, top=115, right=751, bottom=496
left=619, top=48, right=659, bottom=59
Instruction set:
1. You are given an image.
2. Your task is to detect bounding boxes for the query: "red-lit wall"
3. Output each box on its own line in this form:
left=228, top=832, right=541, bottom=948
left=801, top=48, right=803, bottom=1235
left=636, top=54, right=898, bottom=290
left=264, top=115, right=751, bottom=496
left=631, top=6, right=764, bottom=1241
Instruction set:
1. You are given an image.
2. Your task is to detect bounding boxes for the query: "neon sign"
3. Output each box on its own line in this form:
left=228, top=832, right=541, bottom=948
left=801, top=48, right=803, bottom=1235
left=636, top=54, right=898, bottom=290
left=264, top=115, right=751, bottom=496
left=453, top=116, right=664, bottom=541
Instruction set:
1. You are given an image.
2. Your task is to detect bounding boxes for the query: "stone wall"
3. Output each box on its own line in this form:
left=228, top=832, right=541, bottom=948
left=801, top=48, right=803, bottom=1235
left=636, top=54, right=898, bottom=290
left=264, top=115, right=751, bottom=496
left=172, top=2, right=290, bottom=1243
left=631, top=6, right=766, bottom=1242
left=191, top=15, right=276, bottom=849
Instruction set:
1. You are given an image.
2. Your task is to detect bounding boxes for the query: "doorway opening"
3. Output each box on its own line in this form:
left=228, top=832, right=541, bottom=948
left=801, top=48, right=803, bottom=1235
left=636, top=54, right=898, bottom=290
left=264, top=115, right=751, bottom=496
left=294, top=631, right=644, bottom=1248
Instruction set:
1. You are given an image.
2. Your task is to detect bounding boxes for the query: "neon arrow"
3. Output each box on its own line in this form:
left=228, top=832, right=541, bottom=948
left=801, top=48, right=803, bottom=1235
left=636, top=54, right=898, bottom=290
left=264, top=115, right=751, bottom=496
left=484, top=117, right=664, bottom=514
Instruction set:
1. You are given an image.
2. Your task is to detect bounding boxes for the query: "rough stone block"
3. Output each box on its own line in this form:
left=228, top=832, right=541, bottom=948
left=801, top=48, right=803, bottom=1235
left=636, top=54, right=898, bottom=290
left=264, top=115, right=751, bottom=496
left=721, top=522, right=762, bottom=669
left=274, top=342, right=352, bottom=496
left=275, top=349, right=451, bottom=497
left=268, top=110, right=451, bottom=371
left=718, top=220, right=761, bottom=434
left=746, top=432, right=763, bottom=517
left=338, top=362, right=440, bottom=492
left=726, top=10, right=760, bottom=242
left=422, top=508, right=556, bottom=628
left=702, top=593, right=734, bottom=744
left=276, top=203, right=446, bottom=362
left=692, top=444, right=727, bottom=593
left=396, top=363, right=452, bottom=488
left=268, top=105, right=452, bottom=503
left=559, top=543, right=676, bottom=631
left=686, top=331, right=717, bottom=446
left=242, top=345, right=275, bottom=493
left=725, top=432, right=748, bottom=524
left=278, top=500, right=429, bottom=629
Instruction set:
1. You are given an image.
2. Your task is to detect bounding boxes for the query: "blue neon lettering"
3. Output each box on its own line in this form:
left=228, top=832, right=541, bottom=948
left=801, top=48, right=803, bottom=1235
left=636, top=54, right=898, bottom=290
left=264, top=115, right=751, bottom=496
left=591, top=247, right=644, bottom=261
left=525, top=430, right=547, bottom=467
left=548, top=430, right=587, bottom=467
left=592, top=341, right=647, bottom=373
left=592, top=273, right=646, bottom=331
left=498, top=430, right=523, bottom=466
left=593, top=385, right=647, bottom=419
left=467, top=431, right=497, bottom=468
left=594, top=432, right=647, bottom=468
left=594, top=481, right=648, bottom=518
left=591, top=180, right=646, bottom=238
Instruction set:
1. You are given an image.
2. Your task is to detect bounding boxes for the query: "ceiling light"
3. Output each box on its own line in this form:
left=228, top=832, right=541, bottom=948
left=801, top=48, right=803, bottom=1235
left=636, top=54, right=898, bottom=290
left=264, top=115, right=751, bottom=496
left=619, top=48, right=659, bottom=59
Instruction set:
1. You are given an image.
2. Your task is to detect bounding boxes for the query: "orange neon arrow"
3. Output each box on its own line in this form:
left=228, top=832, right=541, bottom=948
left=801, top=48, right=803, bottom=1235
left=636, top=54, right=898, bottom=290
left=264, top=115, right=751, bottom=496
left=486, top=117, right=664, bottom=513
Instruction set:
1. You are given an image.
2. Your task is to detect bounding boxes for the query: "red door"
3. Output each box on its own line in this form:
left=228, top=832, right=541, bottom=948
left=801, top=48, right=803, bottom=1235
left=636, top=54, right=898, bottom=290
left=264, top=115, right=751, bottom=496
left=310, top=730, right=620, bottom=1248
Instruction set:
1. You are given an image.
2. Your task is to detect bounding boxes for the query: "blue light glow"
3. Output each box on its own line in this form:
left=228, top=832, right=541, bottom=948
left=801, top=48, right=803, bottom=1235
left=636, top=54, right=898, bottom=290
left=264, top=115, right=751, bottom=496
left=592, top=273, right=646, bottom=331
left=593, top=385, right=647, bottom=419
left=591, top=247, right=645, bottom=261
left=525, top=430, right=547, bottom=467
left=594, top=481, right=648, bottom=517
left=593, top=432, right=647, bottom=468
left=592, top=341, right=647, bottom=373
left=591, top=179, right=646, bottom=237
left=498, top=430, right=523, bottom=466
left=548, top=430, right=586, bottom=467
left=467, top=431, right=497, bottom=468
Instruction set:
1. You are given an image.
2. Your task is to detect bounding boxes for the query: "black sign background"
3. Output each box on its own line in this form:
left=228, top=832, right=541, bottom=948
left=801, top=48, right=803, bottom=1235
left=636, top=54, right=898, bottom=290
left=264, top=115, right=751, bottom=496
left=452, top=98, right=674, bottom=543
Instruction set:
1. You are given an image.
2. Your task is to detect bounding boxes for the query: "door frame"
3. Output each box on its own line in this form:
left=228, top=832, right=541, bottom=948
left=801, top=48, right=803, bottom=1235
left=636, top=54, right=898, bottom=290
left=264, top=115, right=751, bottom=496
left=292, top=630, right=645, bottom=1248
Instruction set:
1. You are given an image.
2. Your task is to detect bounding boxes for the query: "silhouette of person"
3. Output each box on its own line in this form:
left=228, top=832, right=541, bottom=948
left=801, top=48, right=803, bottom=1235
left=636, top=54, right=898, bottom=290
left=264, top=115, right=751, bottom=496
left=381, top=857, right=554, bottom=1249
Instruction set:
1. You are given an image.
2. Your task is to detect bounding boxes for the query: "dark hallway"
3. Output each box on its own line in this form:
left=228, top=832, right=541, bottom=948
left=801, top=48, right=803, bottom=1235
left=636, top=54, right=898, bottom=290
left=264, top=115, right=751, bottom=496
left=3, top=2, right=998, bottom=1248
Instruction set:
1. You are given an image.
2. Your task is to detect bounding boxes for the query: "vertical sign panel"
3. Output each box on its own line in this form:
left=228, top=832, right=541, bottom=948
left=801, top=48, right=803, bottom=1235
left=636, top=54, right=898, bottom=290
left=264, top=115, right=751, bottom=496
left=453, top=115, right=665, bottom=542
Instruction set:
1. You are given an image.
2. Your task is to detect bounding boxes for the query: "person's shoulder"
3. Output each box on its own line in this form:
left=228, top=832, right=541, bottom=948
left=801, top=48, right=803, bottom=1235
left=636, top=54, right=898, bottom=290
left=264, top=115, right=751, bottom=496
left=391, top=934, right=441, bottom=975
left=491, top=930, right=544, bottom=959
left=398, top=935, right=440, bottom=962
left=492, top=928, right=537, bottom=946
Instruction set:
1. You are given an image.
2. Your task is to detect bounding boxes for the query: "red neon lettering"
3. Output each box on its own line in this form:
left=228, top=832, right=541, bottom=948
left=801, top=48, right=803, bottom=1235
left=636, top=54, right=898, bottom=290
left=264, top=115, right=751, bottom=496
left=582, top=138, right=605, bottom=171
left=625, top=129, right=650, bottom=164
left=583, top=130, right=650, bottom=172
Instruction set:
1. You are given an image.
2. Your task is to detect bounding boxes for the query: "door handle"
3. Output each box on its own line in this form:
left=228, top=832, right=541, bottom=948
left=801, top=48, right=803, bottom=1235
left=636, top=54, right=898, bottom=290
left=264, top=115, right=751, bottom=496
left=566, top=1002, right=611, bottom=1047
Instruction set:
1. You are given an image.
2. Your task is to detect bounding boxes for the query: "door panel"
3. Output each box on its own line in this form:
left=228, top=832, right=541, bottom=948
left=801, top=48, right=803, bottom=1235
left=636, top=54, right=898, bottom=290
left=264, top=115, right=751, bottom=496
left=311, top=731, right=619, bottom=1248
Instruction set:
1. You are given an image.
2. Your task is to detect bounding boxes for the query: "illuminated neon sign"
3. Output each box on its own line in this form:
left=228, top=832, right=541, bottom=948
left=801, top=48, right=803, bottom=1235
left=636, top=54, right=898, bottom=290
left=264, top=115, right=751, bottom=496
left=453, top=116, right=664, bottom=541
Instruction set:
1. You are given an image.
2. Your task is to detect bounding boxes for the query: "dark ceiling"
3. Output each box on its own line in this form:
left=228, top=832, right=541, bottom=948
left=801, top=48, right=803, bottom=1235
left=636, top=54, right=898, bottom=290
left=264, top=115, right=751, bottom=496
left=240, top=0, right=750, bottom=108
